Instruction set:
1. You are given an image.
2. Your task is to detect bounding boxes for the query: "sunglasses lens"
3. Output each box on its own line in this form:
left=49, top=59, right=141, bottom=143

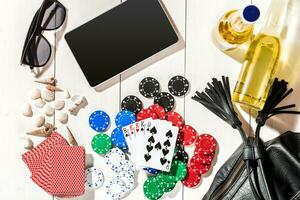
left=24, top=35, right=51, bottom=67
left=41, top=1, right=66, bottom=30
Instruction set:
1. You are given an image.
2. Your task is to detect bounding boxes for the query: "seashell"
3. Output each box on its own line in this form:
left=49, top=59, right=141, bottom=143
left=57, top=112, right=68, bottom=124
left=26, top=123, right=55, bottom=137
left=41, top=88, right=55, bottom=102
left=46, top=85, right=63, bottom=92
left=20, top=136, right=34, bottom=150
left=35, top=115, right=45, bottom=127
left=53, top=100, right=65, bottom=110
left=35, top=77, right=57, bottom=86
left=66, top=126, right=78, bottom=146
left=33, top=98, right=46, bottom=108
left=63, top=90, right=71, bottom=99
left=30, top=88, right=41, bottom=100
left=44, top=104, right=55, bottom=116
left=21, top=103, right=33, bottom=117
left=71, top=95, right=83, bottom=105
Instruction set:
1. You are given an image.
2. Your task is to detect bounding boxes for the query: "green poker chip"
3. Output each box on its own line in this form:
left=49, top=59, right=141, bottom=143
left=157, top=176, right=177, bottom=193
left=161, top=160, right=187, bottom=182
left=143, top=176, right=164, bottom=200
left=91, top=133, right=112, bottom=154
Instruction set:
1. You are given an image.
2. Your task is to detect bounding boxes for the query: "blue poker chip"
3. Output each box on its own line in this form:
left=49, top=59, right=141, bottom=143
left=111, top=127, right=128, bottom=150
left=243, top=5, right=260, bottom=23
left=115, top=110, right=136, bottom=128
left=144, top=167, right=159, bottom=175
left=89, top=110, right=110, bottom=132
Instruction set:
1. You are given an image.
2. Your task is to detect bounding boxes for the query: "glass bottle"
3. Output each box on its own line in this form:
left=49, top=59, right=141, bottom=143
left=214, top=10, right=254, bottom=51
left=232, top=0, right=287, bottom=110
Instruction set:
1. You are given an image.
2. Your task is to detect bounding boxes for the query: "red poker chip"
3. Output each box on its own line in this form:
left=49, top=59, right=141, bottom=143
left=148, top=104, right=166, bottom=119
left=166, top=111, right=184, bottom=128
left=137, top=108, right=158, bottom=121
left=188, top=161, right=211, bottom=175
left=181, top=167, right=201, bottom=188
left=190, top=154, right=212, bottom=166
left=194, top=150, right=215, bottom=160
left=180, top=125, right=197, bottom=146
left=195, top=134, right=217, bottom=155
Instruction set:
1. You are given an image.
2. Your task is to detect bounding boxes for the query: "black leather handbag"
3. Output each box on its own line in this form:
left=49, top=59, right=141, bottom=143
left=192, top=77, right=300, bottom=200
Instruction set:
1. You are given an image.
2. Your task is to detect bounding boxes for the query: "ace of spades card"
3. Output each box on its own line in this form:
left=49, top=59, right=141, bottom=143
left=142, top=120, right=179, bottom=172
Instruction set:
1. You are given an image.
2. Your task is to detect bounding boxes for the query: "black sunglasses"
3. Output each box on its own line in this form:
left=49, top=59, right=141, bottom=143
left=21, top=0, right=66, bottom=69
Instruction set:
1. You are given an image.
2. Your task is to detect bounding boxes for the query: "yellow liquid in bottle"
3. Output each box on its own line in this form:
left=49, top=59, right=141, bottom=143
left=218, top=10, right=254, bottom=45
left=232, top=33, right=281, bottom=110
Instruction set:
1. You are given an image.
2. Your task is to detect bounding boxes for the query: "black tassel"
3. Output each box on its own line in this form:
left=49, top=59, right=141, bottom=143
left=256, top=78, right=300, bottom=126
left=192, top=76, right=247, bottom=143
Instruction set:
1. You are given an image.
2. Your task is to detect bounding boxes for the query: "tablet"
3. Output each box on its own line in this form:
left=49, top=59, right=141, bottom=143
left=65, top=0, right=183, bottom=90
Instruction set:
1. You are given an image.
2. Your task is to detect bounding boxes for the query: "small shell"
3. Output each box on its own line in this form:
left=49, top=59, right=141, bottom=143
left=46, top=85, right=63, bottom=92
left=41, top=88, right=55, bottom=102
left=30, top=88, right=41, bottom=100
left=53, top=100, right=65, bottom=110
left=21, top=103, right=33, bottom=117
left=71, top=95, right=84, bottom=105
left=57, top=112, right=68, bottom=124
left=35, top=77, right=57, bottom=86
left=20, top=136, right=34, bottom=150
left=63, top=90, right=70, bottom=99
left=44, top=105, right=55, bottom=116
left=35, top=115, right=45, bottom=127
left=33, top=98, right=46, bottom=108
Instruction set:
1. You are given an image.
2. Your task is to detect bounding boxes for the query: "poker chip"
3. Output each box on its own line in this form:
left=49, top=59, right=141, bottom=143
left=91, top=133, right=112, bottom=154
left=115, top=110, right=136, bottom=128
left=111, top=127, right=128, bottom=150
left=139, top=77, right=160, bottom=98
left=189, top=154, right=212, bottom=168
left=168, top=75, right=189, bottom=97
left=154, top=92, right=175, bottom=112
left=144, top=167, right=159, bottom=175
left=105, top=179, right=127, bottom=199
left=157, top=175, right=177, bottom=193
left=85, top=167, right=104, bottom=189
left=161, top=160, right=187, bottom=182
left=195, top=134, right=217, bottom=155
left=136, top=108, right=158, bottom=121
left=143, top=176, right=164, bottom=200
left=115, top=170, right=135, bottom=192
left=114, top=159, right=136, bottom=175
left=180, top=125, right=197, bottom=146
left=174, top=149, right=189, bottom=164
left=181, top=168, right=201, bottom=188
left=89, top=110, right=110, bottom=132
left=104, top=147, right=126, bottom=171
left=121, top=95, right=143, bottom=114
left=166, top=111, right=184, bottom=128
left=148, top=104, right=166, bottom=120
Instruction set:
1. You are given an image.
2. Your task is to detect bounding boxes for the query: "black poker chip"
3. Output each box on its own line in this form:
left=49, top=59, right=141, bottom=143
left=139, top=77, right=160, bottom=98
left=174, top=149, right=189, bottom=164
left=121, top=95, right=143, bottom=114
left=154, top=92, right=175, bottom=112
left=168, top=75, right=189, bottom=97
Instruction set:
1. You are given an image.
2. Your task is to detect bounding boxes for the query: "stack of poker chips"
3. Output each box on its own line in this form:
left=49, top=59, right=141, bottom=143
left=143, top=160, right=187, bottom=199
left=104, top=147, right=136, bottom=199
left=182, top=134, right=217, bottom=188
left=22, top=132, right=85, bottom=197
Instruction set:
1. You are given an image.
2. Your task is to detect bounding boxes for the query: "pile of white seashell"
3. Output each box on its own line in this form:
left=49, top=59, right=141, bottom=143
left=21, top=77, right=86, bottom=127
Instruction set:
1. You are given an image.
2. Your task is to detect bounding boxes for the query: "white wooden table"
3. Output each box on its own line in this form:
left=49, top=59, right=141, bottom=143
left=4, top=0, right=300, bottom=199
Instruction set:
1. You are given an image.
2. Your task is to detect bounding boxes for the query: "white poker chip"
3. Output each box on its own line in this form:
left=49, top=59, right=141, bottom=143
left=105, top=147, right=126, bottom=171
left=105, top=179, right=127, bottom=199
left=116, top=170, right=135, bottom=192
left=114, top=159, right=135, bottom=175
left=85, top=167, right=104, bottom=189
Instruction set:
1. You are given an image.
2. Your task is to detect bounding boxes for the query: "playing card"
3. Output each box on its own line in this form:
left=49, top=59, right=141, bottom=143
left=141, top=120, right=179, bottom=171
